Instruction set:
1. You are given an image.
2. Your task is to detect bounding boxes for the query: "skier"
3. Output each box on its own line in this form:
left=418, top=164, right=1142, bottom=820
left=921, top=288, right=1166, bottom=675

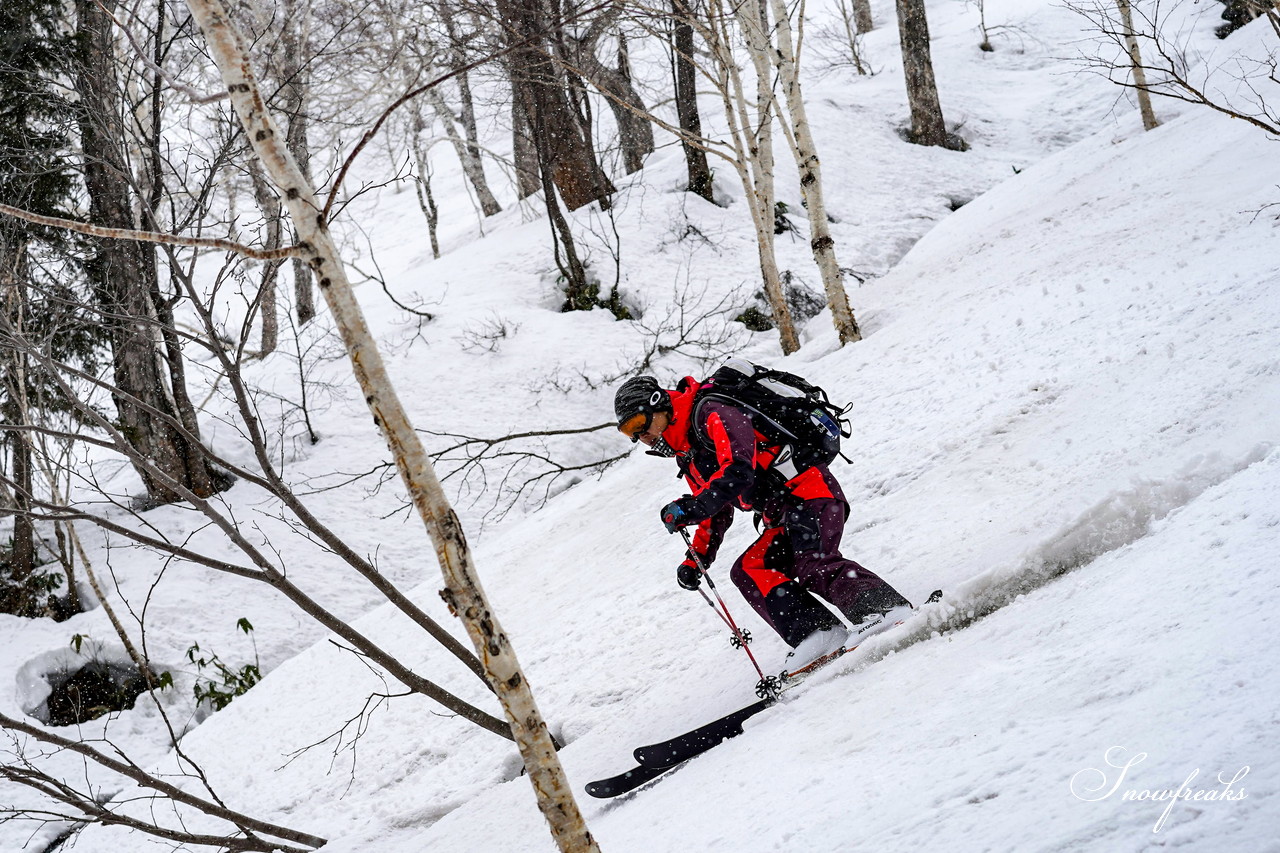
left=614, top=369, right=914, bottom=664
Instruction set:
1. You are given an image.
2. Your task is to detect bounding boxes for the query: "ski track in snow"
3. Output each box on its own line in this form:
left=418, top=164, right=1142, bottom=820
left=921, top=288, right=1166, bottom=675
left=3, top=1, right=1279, bottom=852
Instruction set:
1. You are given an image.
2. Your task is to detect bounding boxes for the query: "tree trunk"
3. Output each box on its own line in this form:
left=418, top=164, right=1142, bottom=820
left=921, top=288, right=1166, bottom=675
left=183, top=3, right=601, bottom=851
left=567, top=29, right=654, bottom=175
left=672, top=0, right=715, bottom=200
left=853, top=0, right=874, bottom=32
left=436, top=0, right=503, bottom=215
left=896, top=0, right=957, bottom=148
left=527, top=81, right=593, bottom=309
left=278, top=0, right=316, bottom=325
left=9, top=428, right=36, bottom=584
left=767, top=0, right=861, bottom=344
left=726, top=0, right=800, bottom=353
left=498, top=0, right=615, bottom=211
left=1, top=272, right=36, bottom=590
left=411, top=110, right=442, bottom=259
left=0, top=251, right=36, bottom=592
left=512, top=91, right=542, bottom=200
left=425, top=88, right=503, bottom=217
left=1115, top=0, right=1159, bottom=130
left=247, top=157, right=282, bottom=355
left=74, top=0, right=222, bottom=506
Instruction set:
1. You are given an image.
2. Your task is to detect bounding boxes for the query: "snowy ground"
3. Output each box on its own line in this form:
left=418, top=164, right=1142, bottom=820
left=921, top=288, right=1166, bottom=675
left=3, top=1, right=1279, bottom=851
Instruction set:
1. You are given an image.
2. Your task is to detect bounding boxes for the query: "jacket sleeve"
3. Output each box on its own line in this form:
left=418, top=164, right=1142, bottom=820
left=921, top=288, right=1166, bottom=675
left=685, top=400, right=757, bottom=522
left=682, top=505, right=735, bottom=569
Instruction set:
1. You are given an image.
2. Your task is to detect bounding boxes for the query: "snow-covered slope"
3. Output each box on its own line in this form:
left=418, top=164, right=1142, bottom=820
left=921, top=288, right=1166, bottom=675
left=3, top=1, right=1278, bottom=852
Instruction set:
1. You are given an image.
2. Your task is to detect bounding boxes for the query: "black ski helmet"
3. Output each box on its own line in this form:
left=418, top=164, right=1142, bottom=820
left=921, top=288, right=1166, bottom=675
left=614, top=376, right=672, bottom=439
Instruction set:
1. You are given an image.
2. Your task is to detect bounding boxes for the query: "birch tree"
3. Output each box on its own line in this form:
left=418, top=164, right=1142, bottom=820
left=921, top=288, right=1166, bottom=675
left=707, top=0, right=800, bottom=352
left=1115, top=0, right=1160, bottom=130
left=182, top=2, right=601, bottom=850
left=426, top=0, right=504, bottom=215
left=764, top=0, right=862, bottom=343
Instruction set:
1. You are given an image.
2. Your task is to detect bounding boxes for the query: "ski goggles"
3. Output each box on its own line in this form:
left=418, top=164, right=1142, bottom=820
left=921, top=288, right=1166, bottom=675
left=618, top=411, right=652, bottom=443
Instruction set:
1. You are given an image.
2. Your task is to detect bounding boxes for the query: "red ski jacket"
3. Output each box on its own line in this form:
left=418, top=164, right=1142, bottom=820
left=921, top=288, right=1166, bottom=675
left=660, top=377, right=846, bottom=568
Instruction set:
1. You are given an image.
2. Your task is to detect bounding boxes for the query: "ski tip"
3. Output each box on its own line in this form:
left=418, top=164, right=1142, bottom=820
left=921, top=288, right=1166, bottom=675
left=584, top=761, right=670, bottom=798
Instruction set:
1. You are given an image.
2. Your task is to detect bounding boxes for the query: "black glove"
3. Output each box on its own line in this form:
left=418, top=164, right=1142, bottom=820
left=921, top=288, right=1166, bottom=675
left=676, top=560, right=701, bottom=591
left=660, top=497, right=697, bottom=533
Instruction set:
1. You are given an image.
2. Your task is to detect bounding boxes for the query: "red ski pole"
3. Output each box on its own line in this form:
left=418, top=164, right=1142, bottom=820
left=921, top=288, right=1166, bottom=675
left=680, top=529, right=780, bottom=698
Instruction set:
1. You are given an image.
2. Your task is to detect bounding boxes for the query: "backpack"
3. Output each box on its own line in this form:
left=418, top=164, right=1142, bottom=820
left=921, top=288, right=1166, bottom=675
left=691, top=358, right=852, bottom=471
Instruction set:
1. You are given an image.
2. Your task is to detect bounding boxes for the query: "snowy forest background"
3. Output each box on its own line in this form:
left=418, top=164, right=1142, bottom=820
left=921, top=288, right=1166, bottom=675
left=1, top=0, right=1278, bottom=851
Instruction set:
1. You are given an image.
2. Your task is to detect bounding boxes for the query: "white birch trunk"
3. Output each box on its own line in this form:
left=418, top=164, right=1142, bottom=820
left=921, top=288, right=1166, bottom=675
left=1115, top=0, right=1159, bottom=131
left=719, top=0, right=800, bottom=353
left=425, top=88, right=503, bottom=217
left=767, top=0, right=862, bottom=344
left=183, top=3, right=601, bottom=851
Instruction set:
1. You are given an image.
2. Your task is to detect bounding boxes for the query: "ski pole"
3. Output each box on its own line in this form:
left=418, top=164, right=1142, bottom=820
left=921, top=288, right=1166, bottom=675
left=680, top=528, right=778, bottom=698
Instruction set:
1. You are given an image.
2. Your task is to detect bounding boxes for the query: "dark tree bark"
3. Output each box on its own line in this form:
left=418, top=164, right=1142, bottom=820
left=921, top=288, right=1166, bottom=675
left=511, top=93, right=541, bottom=200
left=8, top=430, right=36, bottom=584
left=73, top=0, right=223, bottom=506
left=568, top=24, right=654, bottom=175
left=853, top=0, right=874, bottom=32
left=672, top=0, right=714, bottom=200
left=498, top=0, right=615, bottom=211
left=0, top=252, right=36, bottom=593
left=895, top=0, right=964, bottom=149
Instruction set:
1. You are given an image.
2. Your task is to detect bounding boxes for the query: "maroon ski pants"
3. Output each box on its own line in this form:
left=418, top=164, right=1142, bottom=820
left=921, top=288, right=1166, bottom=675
left=728, top=498, right=907, bottom=647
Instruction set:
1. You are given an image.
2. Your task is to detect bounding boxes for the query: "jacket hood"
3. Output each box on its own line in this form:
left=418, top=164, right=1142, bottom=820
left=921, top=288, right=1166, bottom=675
left=661, top=376, right=702, bottom=454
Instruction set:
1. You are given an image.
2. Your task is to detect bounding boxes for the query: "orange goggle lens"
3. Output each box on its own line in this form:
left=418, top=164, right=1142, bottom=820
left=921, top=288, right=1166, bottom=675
left=618, top=412, right=650, bottom=442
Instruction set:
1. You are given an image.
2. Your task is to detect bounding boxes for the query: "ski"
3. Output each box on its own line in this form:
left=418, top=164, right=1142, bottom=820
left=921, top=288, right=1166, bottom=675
left=632, top=697, right=774, bottom=768
left=625, top=633, right=872, bottom=774
left=584, top=698, right=773, bottom=798
left=583, top=760, right=673, bottom=799
left=585, top=590, right=945, bottom=797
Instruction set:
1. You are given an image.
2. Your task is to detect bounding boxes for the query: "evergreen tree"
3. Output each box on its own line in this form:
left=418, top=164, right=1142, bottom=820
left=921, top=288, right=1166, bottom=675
left=0, top=0, right=102, bottom=617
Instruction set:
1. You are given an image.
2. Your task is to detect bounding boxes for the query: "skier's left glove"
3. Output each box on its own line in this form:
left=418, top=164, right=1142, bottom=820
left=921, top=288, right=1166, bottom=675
left=676, top=559, right=701, bottom=591
left=660, top=497, right=697, bottom=533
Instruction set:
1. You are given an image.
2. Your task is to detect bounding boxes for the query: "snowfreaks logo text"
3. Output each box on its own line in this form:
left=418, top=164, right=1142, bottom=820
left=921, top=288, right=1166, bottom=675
left=1070, top=746, right=1249, bottom=833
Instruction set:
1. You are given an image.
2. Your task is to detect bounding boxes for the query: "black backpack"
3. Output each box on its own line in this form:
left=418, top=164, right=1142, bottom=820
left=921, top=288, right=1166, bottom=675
left=690, top=358, right=852, bottom=471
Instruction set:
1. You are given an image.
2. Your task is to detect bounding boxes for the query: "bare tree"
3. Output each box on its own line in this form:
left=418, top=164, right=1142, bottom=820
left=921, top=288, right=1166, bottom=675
left=1115, top=0, right=1160, bottom=129
left=276, top=0, right=319, bottom=325
left=718, top=0, right=800, bottom=352
left=2, top=705, right=327, bottom=851
left=764, top=0, right=862, bottom=343
left=73, top=0, right=228, bottom=506
left=421, top=0, right=505, bottom=216
left=671, top=0, right=715, bottom=198
left=562, top=9, right=656, bottom=174
left=1069, top=0, right=1278, bottom=135
left=590, top=0, right=800, bottom=350
left=246, top=156, right=284, bottom=355
left=184, top=2, right=602, bottom=849
left=497, top=0, right=616, bottom=211
left=895, top=0, right=966, bottom=149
